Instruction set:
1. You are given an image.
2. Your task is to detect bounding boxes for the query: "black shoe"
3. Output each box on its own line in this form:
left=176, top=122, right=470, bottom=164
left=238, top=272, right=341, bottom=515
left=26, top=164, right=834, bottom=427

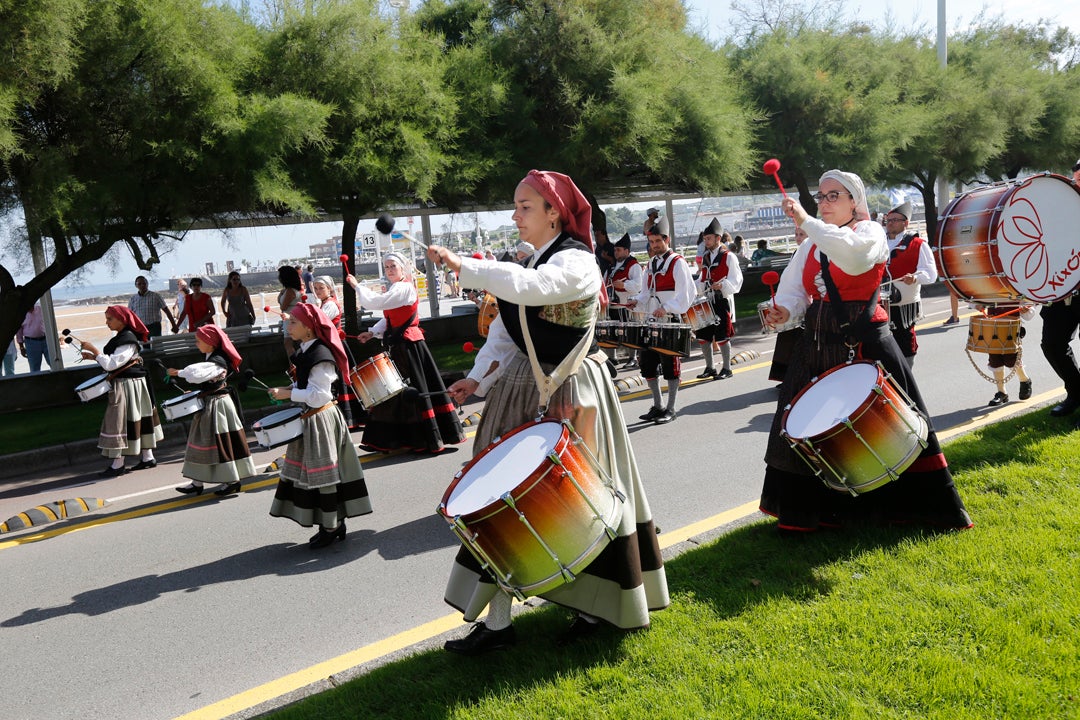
left=639, top=406, right=663, bottom=421
left=1018, top=380, right=1032, bottom=400
left=214, top=481, right=241, bottom=496
left=696, top=368, right=717, bottom=379
left=99, top=465, right=128, bottom=478
left=444, top=623, right=517, bottom=656
left=942, top=316, right=959, bottom=326
left=1050, top=397, right=1080, bottom=417
left=716, top=368, right=734, bottom=380
left=654, top=409, right=677, bottom=424
left=131, top=459, right=157, bottom=471
left=621, top=360, right=638, bottom=370
left=556, top=616, right=602, bottom=647
left=176, top=483, right=203, bottom=495
left=309, top=523, right=346, bottom=549
left=988, top=392, right=1009, bottom=407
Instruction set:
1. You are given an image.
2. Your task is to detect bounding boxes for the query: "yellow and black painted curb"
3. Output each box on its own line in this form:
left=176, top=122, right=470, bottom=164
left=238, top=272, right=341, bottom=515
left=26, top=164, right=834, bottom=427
left=1, top=497, right=107, bottom=533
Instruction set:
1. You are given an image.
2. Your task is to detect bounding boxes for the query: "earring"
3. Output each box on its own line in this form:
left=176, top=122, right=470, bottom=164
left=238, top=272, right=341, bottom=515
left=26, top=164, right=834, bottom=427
left=550, top=221, right=555, bottom=229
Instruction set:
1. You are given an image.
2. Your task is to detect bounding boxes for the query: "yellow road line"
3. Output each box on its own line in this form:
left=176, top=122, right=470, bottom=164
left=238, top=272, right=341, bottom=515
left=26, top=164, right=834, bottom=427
left=173, top=613, right=470, bottom=720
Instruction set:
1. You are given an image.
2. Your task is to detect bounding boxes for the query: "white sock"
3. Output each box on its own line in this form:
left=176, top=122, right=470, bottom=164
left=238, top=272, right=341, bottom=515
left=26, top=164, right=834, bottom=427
left=721, top=342, right=732, bottom=371
left=484, top=590, right=513, bottom=631
left=141, top=450, right=155, bottom=462
left=110, top=458, right=124, bottom=470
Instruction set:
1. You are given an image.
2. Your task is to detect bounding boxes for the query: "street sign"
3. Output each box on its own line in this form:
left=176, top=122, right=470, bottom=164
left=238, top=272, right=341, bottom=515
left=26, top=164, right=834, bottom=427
left=361, top=233, right=376, bottom=248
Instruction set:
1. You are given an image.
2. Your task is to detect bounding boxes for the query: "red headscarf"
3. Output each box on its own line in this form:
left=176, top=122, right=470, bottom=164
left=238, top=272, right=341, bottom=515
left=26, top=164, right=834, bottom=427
left=289, top=303, right=351, bottom=381
left=196, top=325, right=242, bottom=371
left=105, top=305, right=150, bottom=342
left=520, top=169, right=593, bottom=249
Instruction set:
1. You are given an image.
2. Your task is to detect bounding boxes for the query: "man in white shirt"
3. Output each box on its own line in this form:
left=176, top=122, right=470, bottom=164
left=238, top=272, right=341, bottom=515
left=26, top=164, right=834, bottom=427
left=884, top=201, right=936, bottom=366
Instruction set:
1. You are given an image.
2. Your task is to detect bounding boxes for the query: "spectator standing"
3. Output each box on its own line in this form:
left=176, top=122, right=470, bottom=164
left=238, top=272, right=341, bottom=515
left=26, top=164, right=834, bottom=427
left=173, top=277, right=215, bottom=332
left=173, top=279, right=190, bottom=320
left=220, top=271, right=256, bottom=327
left=16, top=303, right=51, bottom=374
left=128, top=275, right=177, bottom=338
left=3, top=338, right=16, bottom=376
left=750, top=239, right=780, bottom=266
left=302, top=264, right=315, bottom=295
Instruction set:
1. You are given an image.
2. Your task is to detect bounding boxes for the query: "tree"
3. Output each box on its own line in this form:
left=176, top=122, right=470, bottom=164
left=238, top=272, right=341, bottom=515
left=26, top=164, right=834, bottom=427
left=730, top=25, right=929, bottom=216
left=259, top=0, right=463, bottom=332
left=421, top=0, right=756, bottom=209
left=0, top=0, right=330, bottom=351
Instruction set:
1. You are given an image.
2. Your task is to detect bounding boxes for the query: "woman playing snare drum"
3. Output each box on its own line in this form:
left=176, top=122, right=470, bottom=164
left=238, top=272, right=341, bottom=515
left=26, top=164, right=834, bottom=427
left=266, top=304, right=372, bottom=549
left=80, top=307, right=164, bottom=477
left=428, top=170, right=669, bottom=655
left=760, top=169, right=972, bottom=533
left=169, top=326, right=255, bottom=496
left=345, top=255, right=464, bottom=454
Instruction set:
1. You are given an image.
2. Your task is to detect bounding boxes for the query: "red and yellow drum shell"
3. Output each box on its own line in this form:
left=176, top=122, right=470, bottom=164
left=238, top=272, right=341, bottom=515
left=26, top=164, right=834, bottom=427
left=438, top=420, right=622, bottom=597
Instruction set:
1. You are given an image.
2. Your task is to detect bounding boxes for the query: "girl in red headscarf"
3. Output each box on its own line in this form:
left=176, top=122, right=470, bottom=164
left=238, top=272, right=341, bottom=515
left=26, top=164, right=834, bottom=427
left=79, top=306, right=164, bottom=477
left=167, top=326, right=256, bottom=496
left=426, top=170, right=669, bottom=655
left=265, top=303, right=372, bottom=549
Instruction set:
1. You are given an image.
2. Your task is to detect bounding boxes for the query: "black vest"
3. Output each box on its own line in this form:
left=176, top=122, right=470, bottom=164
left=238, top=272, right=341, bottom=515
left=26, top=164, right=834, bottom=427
left=497, top=233, right=598, bottom=365
left=291, top=341, right=337, bottom=390
left=103, top=330, right=145, bottom=378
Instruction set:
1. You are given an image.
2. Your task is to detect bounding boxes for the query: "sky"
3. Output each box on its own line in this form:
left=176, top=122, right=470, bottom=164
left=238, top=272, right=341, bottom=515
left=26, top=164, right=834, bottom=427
left=685, top=0, right=1080, bottom=42
left=9, top=0, right=1079, bottom=290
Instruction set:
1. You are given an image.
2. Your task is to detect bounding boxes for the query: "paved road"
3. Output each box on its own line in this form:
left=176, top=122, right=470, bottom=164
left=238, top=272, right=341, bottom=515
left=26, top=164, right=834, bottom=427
left=0, top=294, right=1066, bottom=720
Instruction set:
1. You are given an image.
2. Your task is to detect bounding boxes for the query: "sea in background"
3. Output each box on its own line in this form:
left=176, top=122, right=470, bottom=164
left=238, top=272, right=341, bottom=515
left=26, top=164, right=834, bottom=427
left=49, top=280, right=166, bottom=304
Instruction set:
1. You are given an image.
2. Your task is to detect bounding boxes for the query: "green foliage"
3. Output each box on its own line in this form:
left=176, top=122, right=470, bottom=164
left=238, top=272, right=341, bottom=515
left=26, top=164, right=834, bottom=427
left=264, top=411, right=1080, bottom=720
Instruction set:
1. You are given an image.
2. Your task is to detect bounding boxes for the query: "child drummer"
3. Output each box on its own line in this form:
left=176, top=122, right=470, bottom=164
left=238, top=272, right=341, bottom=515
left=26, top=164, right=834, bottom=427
left=974, top=303, right=1036, bottom=407
left=169, top=326, right=256, bottom=496
left=79, top=306, right=163, bottom=477
left=265, top=304, right=372, bottom=549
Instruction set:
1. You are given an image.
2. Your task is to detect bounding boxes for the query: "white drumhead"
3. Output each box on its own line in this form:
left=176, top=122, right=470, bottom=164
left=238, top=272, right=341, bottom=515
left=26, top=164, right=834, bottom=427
left=785, top=363, right=879, bottom=439
left=256, top=407, right=302, bottom=429
left=163, top=390, right=200, bottom=406
left=445, top=422, right=564, bottom=516
left=75, top=373, right=109, bottom=391
left=998, top=174, right=1080, bottom=301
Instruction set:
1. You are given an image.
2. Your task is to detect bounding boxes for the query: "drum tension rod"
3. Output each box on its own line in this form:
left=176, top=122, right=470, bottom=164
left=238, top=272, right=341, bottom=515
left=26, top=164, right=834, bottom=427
left=501, top=491, right=577, bottom=586
left=547, top=452, right=620, bottom=541
left=444, top=511, right=524, bottom=601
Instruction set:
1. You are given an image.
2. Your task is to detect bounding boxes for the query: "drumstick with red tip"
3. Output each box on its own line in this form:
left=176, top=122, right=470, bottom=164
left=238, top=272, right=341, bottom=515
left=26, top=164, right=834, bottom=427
left=339, top=253, right=351, bottom=275
left=761, top=270, right=780, bottom=309
left=264, top=305, right=288, bottom=319
left=762, top=158, right=788, bottom=199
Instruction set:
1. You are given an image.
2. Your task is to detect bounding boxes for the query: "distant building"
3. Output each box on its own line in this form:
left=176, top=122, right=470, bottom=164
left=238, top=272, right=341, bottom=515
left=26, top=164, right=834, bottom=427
left=309, top=236, right=342, bottom=259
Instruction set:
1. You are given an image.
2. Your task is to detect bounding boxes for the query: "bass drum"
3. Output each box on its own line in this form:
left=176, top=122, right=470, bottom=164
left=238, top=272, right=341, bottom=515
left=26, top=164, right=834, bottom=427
left=934, top=173, right=1080, bottom=303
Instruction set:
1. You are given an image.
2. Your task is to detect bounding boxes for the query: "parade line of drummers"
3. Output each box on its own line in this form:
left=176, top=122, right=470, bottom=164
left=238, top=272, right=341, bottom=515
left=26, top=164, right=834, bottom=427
left=63, top=164, right=1080, bottom=653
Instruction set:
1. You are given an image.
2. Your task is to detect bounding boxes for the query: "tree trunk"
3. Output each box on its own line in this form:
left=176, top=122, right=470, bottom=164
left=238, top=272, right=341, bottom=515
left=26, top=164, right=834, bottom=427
left=340, top=212, right=360, bottom=336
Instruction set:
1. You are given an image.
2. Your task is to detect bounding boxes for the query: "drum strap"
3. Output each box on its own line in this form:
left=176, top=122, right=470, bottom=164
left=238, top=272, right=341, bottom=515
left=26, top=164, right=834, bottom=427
left=518, top=302, right=596, bottom=419
left=820, top=255, right=878, bottom=353
left=300, top=402, right=335, bottom=419
left=105, top=357, right=144, bottom=382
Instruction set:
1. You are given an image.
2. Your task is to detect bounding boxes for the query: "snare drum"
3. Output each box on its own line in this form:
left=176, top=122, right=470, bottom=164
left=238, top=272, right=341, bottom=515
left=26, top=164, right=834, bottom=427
left=681, top=297, right=717, bottom=331
left=966, top=315, right=1021, bottom=354
left=437, top=420, right=623, bottom=597
left=349, top=353, right=406, bottom=408
left=252, top=407, right=304, bottom=449
left=782, top=361, right=928, bottom=495
left=595, top=320, right=620, bottom=349
left=618, top=322, right=648, bottom=349
left=647, top=322, right=692, bottom=357
left=935, top=173, right=1080, bottom=303
left=161, top=391, right=204, bottom=421
left=75, top=373, right=111, bottom=402
left=757, top=300, right=801, bottom=334
left=477, top=293, right=499, bottom=337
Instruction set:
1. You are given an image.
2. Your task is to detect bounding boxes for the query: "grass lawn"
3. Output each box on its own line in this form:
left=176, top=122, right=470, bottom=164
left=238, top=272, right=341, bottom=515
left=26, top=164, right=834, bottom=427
left=266, top=410, right=1080, bottom=719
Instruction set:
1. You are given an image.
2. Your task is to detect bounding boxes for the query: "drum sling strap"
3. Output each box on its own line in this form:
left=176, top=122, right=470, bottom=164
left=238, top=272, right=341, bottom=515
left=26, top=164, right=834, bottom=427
left=383, top=311, right=418, bottom=346
left=819, top=254, right=879, bottom=359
